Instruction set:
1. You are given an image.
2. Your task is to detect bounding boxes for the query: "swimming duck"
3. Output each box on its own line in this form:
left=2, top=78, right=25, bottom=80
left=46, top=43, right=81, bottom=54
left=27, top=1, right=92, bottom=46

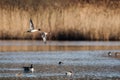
left=115, top=52, right=120, bottom=57
left=65, top=71, right=73, bottom=77
left=58, top=61, right=63, bottom=65
left=108, top=52, right=112, bottom=56
left=23, top=64, right=34, bottom=73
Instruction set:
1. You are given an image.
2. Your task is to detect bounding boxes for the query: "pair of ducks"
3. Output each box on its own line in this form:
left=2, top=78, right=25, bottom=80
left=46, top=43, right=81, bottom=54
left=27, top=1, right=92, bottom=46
left=26, top=19, right=49, bottom=43
left=58, top=61, right=73, bottom=77
left=108, top=52, right=120, bottom=57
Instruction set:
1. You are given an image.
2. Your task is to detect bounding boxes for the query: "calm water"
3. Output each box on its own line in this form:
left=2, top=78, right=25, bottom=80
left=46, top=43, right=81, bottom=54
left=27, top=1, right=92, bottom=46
left=0, top=40, right=120, bottom=79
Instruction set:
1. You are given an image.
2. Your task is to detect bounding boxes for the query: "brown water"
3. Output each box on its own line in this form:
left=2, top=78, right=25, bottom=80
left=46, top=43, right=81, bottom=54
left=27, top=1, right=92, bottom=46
left=0, top=40, right=120, bottom=80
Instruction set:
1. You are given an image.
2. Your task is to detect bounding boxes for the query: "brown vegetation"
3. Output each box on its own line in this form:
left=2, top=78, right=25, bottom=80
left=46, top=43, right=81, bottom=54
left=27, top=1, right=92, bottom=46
left=0, top=45, right=120, bottom=52
left=0, top=0, right=120, bottom=40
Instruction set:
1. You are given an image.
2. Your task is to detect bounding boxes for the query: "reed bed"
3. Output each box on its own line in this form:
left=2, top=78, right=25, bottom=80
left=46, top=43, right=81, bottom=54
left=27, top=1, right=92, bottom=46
left=0, top=0, right=120, bottom=40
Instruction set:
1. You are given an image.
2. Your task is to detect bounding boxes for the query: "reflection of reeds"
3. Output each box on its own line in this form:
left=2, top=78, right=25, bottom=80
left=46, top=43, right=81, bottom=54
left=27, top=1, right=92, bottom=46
left=0, top=45, right=120, bottom=52
left=0, top=0, right=120, bottom=40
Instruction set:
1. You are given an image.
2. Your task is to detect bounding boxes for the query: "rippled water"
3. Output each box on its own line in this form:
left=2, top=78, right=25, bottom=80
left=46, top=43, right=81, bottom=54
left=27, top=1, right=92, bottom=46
left=0, top=40, right=120, bottom=79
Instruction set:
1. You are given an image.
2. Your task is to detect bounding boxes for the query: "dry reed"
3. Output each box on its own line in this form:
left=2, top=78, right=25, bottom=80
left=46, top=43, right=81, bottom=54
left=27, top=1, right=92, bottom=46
left=0, top=0, right=120, bottom=40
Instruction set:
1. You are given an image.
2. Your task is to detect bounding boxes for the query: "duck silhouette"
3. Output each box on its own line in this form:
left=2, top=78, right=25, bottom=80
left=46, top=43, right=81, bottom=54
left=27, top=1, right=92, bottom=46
left=23, top=64, right=34, bottom=73
left=27, top=19, right=40, bottom=33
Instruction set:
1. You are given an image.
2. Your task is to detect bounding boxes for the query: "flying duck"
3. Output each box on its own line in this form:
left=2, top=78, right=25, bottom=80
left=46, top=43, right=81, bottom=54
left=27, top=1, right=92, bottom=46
left=27, top=19, right=40, bottom=33
left=27, top=19, right=50, bottom=43
left=41, top=32, right=48, bottom=44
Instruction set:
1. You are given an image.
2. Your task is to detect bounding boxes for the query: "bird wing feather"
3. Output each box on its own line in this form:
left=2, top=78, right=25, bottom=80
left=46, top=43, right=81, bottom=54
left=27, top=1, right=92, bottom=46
left=30, top=19, right=34, bottom=30
left=41, top=32, right=47, bottom=43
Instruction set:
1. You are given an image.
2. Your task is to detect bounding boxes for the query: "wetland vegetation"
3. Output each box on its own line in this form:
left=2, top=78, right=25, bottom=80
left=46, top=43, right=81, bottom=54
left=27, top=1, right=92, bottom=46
left=0, top=0, right=120, bottom=40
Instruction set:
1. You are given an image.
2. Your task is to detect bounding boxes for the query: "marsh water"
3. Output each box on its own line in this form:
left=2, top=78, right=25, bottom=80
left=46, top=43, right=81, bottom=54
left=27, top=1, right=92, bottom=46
left=0, top=40, right=120, bottom=79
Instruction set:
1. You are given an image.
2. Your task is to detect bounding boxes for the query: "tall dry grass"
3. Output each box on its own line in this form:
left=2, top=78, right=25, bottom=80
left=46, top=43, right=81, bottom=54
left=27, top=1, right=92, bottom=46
left=0, top=0, right=120, bottom=40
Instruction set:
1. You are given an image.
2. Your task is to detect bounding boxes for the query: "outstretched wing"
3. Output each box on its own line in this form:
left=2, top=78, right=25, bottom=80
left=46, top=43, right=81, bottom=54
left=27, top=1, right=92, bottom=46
left=30, top=19, right=34, bottom=30
left=41, top=32, right=47, bottom=43
left=42, top=37, right=46, bottom=43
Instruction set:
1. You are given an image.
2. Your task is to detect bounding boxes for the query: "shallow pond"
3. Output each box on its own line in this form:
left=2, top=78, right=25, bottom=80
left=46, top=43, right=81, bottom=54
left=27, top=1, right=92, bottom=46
left=0, top=40, right=120, bottom=80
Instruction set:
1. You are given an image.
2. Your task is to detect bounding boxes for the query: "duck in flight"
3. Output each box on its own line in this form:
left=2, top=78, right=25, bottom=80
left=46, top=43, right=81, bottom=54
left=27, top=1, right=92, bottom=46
left=41, top=31, right=48, bottom=44
left=27, top=19, right=41, bottom=33
left=27, top=19, right=49, bottom=43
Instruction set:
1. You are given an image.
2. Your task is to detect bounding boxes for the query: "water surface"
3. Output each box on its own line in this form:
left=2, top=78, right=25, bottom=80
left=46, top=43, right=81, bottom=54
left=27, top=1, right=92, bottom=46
left=0, top=40, right=120, bottom=79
